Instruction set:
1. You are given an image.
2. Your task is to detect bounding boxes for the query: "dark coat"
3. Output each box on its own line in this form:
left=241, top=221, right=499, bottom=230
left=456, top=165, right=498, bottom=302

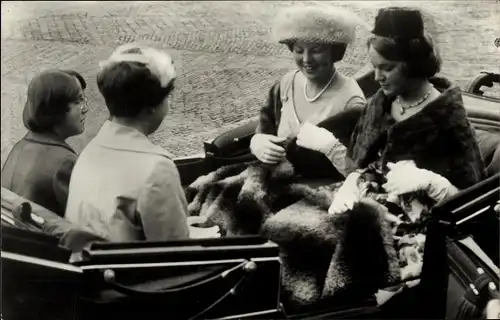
left=348, top=77, right=486, bottom=190
left=1, top=132, right=77, bottom=217
left=256, top=81, right=282, bottom=135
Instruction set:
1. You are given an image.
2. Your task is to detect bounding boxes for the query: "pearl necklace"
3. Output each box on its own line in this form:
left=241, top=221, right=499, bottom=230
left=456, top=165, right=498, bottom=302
left=303, top=70, right=337, bottom=103
left=396, top=86, right=433, bottom=115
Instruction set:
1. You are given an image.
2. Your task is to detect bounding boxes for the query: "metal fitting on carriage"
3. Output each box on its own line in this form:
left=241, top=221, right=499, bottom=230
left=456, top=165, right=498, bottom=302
left=103, top=269, right=116, bottom=283
left=243, top=261, right=257, bottom=273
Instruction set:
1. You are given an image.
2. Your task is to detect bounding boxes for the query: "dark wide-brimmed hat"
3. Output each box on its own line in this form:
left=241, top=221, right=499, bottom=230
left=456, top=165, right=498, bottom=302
left=372, top=7, right=425, bottom=40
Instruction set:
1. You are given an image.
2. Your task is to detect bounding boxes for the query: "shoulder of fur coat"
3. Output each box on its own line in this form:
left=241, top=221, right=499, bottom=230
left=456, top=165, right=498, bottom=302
left=348, top=77, right=486, bottom=190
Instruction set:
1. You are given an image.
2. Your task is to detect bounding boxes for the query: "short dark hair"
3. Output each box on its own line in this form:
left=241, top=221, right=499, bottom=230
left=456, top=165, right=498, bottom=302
left=286, top=42, right=348, bottom=63
left=97, top=60, right=175, bottom=118
left=61, top=69, right=87, bottom=90
left=367, top=33, right=441, bottom=78
left=22, top=69, right=86, bottom=132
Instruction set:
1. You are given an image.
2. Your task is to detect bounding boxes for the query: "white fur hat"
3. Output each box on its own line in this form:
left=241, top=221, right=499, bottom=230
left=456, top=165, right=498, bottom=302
left=99, top=43, right=176, bottom=88
left=272, top=6, right=362, bottom=45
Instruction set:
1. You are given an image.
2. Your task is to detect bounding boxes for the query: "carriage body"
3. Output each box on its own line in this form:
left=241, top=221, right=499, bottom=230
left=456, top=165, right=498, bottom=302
left=1, top=70, right=499, bottom=320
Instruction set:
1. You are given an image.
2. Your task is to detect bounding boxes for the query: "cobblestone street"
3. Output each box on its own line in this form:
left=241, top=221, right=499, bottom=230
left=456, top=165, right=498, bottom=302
left=2, top=1, right=498, bottom=165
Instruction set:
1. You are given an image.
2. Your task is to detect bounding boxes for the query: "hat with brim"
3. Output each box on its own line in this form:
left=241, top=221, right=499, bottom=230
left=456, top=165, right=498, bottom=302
left=272, top=6, right=364, bottom=45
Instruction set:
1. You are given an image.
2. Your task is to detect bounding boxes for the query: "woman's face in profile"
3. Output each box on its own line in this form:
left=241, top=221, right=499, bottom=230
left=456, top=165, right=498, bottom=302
left=292, top=42, right=335, bottom=81
left=369, top=45, right=406, bottom=97
left=58, top=78, right=88, bottom=137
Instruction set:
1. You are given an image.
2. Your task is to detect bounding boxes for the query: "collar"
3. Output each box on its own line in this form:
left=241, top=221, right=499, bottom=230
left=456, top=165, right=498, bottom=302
left=376, top=77, right=465, bottom=132
left=24, top=131, right=76, bottom=154
left=94, top=120, right=174, bottom=159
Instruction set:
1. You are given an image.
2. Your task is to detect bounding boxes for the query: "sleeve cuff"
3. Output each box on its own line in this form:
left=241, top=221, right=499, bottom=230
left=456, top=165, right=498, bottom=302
left=426, top=173, right=460, bottom=204
left=324, top=141, right=349, bottom=176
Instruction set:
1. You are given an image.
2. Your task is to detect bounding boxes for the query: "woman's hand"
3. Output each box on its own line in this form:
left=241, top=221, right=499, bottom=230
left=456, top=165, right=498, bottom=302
left=297, top=122, right=338, bottom=154
left=484, top=299, right=500, bottom=319
left=187, top=216, right=220, bottom=239
left=383, top=161, right=426, bottom=195
left=328, top=171, right=361, bottom=214
left=250, top=133, right=286, bottom=164
left=383, top=161, right=458, bottom=203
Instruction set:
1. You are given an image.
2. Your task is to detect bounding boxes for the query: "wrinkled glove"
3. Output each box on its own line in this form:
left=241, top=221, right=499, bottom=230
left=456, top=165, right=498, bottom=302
left=188, top=216, right=220, bottom=239
left=297, top=122, right=349, bottom=175
left=383, top=160, right=459, bottom=204
left=250, top=133, right=286, bottom=164
left=297, top=122, right=339, bottom=154
left=328, top=171, right=361, bottom=214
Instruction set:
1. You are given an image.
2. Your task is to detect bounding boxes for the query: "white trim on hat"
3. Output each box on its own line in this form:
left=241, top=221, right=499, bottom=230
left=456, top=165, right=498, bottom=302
left=99, top=43, right=176, bottom=88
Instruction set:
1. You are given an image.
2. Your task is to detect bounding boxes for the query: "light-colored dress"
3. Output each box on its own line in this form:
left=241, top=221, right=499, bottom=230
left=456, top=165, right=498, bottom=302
left=277, top=70, right=366, bottom=175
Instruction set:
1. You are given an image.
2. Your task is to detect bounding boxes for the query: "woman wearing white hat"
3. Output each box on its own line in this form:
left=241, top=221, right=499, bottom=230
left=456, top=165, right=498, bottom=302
left=250, top=5, right=367, bottom=178
left=65, top=44, right=219, bottom=242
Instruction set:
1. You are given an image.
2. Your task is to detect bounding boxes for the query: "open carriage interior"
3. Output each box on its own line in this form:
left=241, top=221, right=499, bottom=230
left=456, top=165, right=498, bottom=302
left=1, top=70, right=499, bottom=320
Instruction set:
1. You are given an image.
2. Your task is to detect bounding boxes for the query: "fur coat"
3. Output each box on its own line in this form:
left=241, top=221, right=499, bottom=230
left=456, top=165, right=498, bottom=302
left=348, top=77, right=486, bottom=190
left=345, top=77, right=487, bottom=288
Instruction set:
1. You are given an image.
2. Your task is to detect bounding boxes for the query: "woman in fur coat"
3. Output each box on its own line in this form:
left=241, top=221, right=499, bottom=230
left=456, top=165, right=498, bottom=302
left=250, top=5, right=367, bottom=179
left=328, top=7, right=486, bottom=282
left=330, top=6, right=485, bottom=214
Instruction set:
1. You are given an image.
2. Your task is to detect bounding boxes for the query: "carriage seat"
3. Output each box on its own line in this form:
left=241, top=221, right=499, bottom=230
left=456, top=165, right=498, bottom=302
left=475, top=129, right=500, bottom=177
left=1, top=187, right=106, bottom=252
left=462, top=92, right=500, bottom=177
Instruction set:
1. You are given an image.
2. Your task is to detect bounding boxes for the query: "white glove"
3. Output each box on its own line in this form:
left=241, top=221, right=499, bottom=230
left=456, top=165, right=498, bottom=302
left=250, top=133, right=286, bottom=164
left=383, top=161, right=458, bottom=203
left=328, top=171, right=361, bottom=214
left=485, top=299, right=500, bottom=319
left=187, top=216, right=220, bottom=239
left=297, top=122, right=338, bottom=154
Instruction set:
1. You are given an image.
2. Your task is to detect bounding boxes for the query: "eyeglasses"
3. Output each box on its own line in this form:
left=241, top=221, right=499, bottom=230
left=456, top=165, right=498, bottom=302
left=73, top=96, right=89, bottom=111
